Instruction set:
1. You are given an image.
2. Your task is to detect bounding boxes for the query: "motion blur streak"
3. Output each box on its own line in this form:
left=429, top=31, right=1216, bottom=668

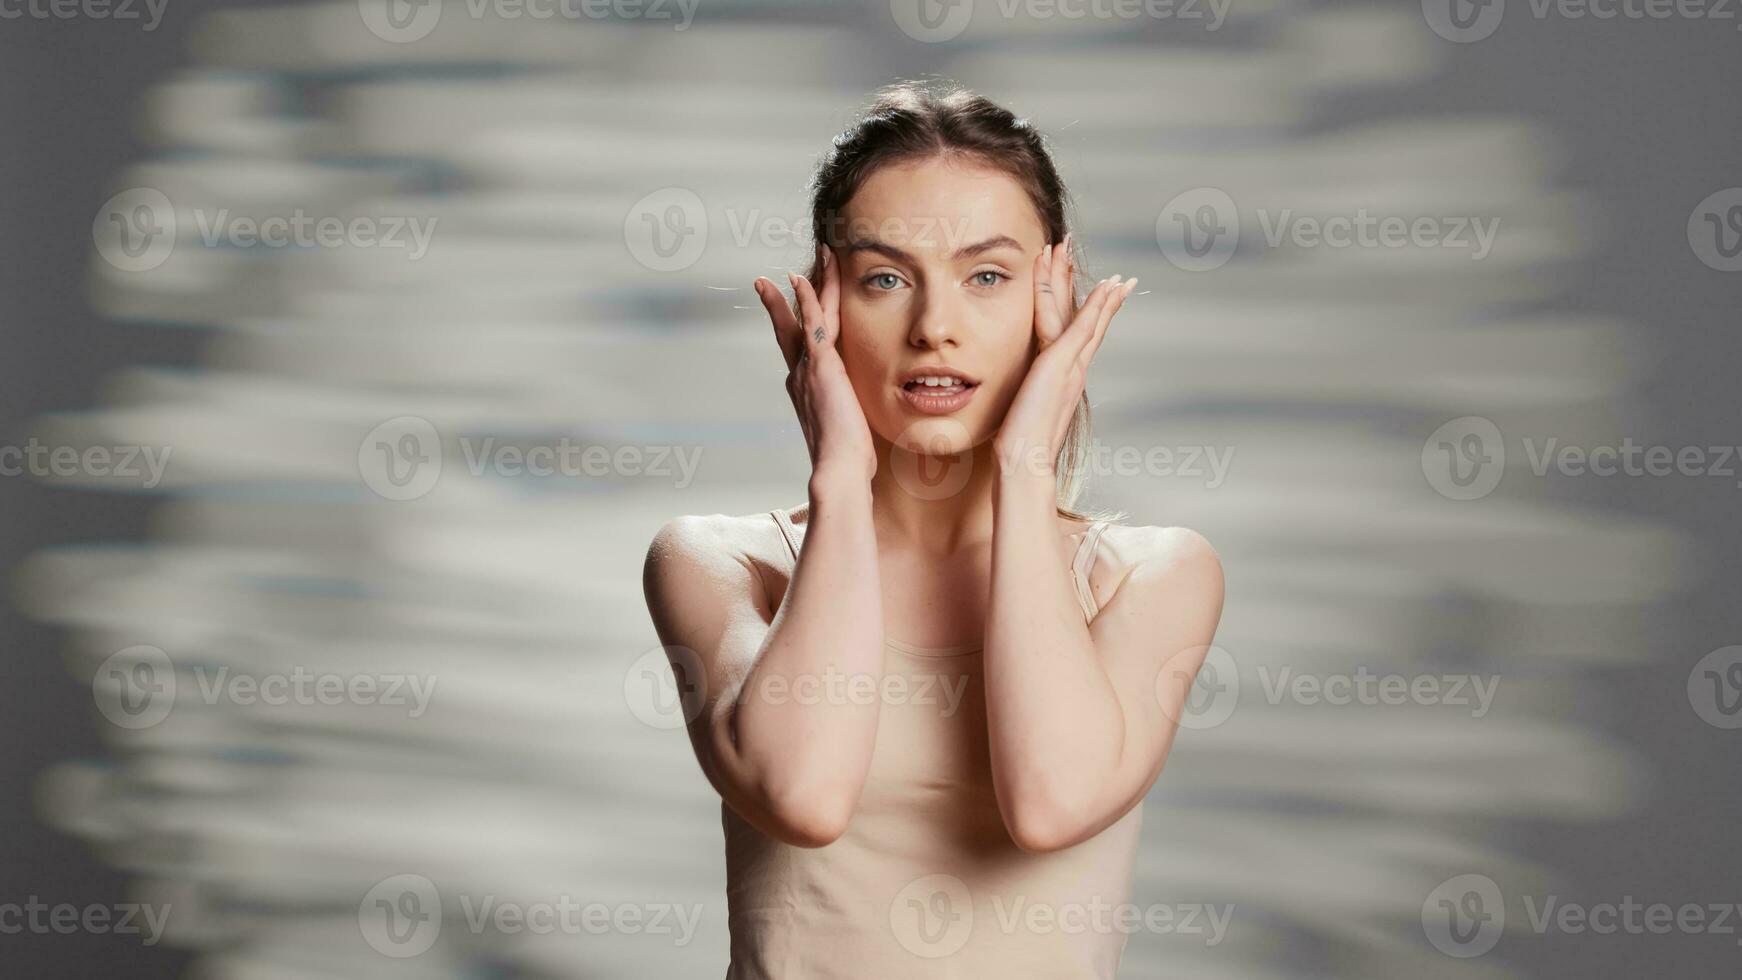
left=17, top=1, right=1685, bottom=978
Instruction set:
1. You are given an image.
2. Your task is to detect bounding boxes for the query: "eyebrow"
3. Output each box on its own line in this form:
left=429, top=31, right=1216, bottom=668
left=842, top=234, right=1024, bottom=264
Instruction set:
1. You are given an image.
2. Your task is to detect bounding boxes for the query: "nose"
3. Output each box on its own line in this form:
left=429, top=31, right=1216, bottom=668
left=907, top=281, right=960, bottom=350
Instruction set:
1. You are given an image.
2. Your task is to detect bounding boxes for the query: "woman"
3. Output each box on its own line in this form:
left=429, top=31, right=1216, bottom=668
left=643, top=81, right=1225, bottom=979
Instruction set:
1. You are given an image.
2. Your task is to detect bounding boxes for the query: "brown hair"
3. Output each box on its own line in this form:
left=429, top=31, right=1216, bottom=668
left=796, top=79, right=1115, bottom=523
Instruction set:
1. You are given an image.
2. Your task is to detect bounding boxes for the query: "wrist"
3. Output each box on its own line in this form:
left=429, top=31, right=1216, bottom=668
left=993, top=436, right=1059, bottom=486
left=809, top=467, right=873, bottom=506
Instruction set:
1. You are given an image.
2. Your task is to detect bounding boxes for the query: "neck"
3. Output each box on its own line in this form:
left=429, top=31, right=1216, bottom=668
left=867, top=436, right=1044, bottom=554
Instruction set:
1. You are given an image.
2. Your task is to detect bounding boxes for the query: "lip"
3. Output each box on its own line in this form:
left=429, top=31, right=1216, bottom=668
left=900, top=384, right=978, bottom=415
left=897, top=366, right=980, bottom=415
left=898, top=365, right=981, bottom=387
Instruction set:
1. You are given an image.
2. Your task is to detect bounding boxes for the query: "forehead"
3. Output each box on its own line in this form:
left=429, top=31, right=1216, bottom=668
left=839, top=157, right=1044, bottom=252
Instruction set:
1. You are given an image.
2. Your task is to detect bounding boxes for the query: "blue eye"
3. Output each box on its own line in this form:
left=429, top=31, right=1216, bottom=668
left=972, top=270, right=1009, bottom=287
left=867, top=273, right=902, bottom=290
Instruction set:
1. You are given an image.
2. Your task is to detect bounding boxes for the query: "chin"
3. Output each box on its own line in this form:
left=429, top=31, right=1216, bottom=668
left=884, top=414, right=986, bottom=457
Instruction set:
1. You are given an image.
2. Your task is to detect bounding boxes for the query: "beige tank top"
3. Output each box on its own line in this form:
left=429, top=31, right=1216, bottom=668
left=722, top=509, right=1143, bottom=979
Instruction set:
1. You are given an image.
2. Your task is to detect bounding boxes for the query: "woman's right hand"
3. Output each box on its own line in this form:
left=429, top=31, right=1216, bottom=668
left=754, top=244, right=878, bottom=487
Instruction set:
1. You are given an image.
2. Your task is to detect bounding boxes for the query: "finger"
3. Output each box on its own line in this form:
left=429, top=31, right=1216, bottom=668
left=757, top=277, right=801, bottom=370
left=1080, top=276, right=1135, bottom=368
left=1034, top=244, right=1065, bottom=344
left=791, top=270, right=828, bottom=355
left=1050, top=231, right=1073, bottom=324
left=1061, top=276, right=1117, bottom=358
left=819, top=244, right=842, bottom=343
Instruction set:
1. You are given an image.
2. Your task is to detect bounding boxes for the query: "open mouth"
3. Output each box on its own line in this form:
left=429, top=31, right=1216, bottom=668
left=898, top=370, right=980, bottom=414
left=902, top=374, right=978, bottom=397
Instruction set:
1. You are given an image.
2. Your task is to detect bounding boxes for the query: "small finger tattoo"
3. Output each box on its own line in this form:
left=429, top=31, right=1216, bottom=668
left=813, top=325, right=826, bottom=344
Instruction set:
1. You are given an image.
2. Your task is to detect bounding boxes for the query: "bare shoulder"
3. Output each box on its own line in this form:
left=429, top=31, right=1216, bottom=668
left=1094, top=523, right=1224, bottom=606
left=642, top=508, right=799, bottom=606
left=1103, top=523, right=1220, bottom=572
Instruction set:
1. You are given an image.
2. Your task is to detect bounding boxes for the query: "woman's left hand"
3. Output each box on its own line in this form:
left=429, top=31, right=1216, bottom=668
left=991, top=234, right=1137, bottom=481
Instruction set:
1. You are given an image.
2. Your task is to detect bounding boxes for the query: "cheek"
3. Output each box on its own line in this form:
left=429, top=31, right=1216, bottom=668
left=980, top=298, right=1038, bottom=384
left=835, top=314, right=892, bottom=395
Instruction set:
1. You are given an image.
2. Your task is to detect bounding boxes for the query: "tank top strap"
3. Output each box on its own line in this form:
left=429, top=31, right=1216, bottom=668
left=769, top=507, right=802, bottom=561
left=1070, top=520, right=1111, bottom=622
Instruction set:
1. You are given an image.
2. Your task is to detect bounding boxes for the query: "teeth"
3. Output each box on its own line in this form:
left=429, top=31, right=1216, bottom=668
left=915, top=376, right=964, bottom=387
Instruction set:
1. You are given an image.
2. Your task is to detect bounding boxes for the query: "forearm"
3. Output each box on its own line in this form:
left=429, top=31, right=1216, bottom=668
left=984, top=468, right=1126, bottom=847
left=726, top=472, right=885, bottom=830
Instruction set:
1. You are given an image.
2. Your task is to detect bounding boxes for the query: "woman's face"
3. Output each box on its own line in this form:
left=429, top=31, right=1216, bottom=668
left=832, top=157, right=1049, bottom=456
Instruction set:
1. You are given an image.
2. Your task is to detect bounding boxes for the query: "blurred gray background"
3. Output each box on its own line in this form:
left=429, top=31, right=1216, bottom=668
left=2, top=1, right=1739, bottom=978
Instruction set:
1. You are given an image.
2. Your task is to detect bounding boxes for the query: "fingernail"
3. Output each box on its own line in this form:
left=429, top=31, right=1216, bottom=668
left=1124, top=277, right=1139, bottom=293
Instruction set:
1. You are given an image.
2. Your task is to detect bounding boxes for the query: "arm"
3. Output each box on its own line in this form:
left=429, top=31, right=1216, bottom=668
left=644, top=478, right=883, bottom=848
left=984, top=479, right=1225, bottom=853
left=983, top=236, right=1225, bottom=852
left=642, top=244, right=884, bottom=848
